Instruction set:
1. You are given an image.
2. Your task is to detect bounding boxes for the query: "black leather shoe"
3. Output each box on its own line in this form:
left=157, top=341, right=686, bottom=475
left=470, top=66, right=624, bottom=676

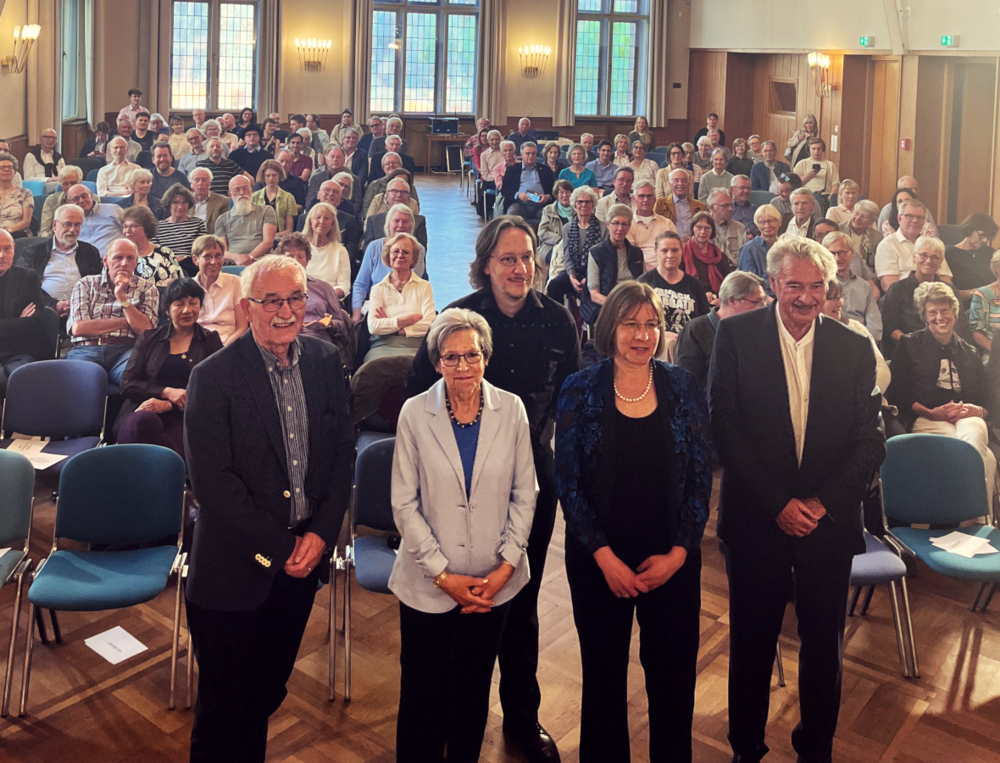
left=503, top=721, right=561, bottom=763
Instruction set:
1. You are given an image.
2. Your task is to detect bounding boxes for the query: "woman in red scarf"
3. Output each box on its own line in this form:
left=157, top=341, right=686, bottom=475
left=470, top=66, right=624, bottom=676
left=682, top=211, right=732, bottom=305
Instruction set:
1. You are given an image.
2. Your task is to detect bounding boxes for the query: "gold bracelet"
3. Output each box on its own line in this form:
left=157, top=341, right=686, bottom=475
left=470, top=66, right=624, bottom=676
left=432, top=570, right=448, bottom=588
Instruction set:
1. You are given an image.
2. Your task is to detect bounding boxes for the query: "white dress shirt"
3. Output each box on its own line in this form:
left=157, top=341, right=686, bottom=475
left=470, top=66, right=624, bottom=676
left=776, top=309, right=815, bottom=465
left=628, top=214, right=676, bottom=270
left=874, top=229, right=952, bottom=280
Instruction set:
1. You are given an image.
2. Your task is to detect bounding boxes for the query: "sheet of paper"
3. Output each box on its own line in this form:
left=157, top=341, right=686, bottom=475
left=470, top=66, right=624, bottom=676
left=931, top=532, right=997, bottom=558
left=84, top=626, right=148, bottom=665
left=0, top=548, right=10, bottom=563
left=4, top=439, right=69, bottom=470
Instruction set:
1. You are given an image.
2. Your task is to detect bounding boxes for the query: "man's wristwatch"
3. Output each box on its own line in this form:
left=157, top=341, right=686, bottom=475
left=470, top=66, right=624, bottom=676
left=432, top=570, right=448, bottom=588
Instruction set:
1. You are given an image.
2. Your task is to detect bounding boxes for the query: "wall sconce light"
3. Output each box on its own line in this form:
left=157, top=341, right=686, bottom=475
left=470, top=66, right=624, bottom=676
left=808, top=51, right=832, bottom=98
left=519, top=45, right=551, bottom=79
left=2, top=24, right=41, bottom=74
left=295, top=38, right=331, bottom=72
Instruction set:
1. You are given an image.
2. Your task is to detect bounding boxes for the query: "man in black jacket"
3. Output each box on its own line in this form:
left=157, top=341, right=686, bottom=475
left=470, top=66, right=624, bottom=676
left=0, top=230, right=54, bottom=395
left=708, top=237, right=884, bottom=763
left=183, top=255, right=354, bottom=762
left=500, top=142, right=554, bottom=219
left=16, top=204, right=102, bottom=317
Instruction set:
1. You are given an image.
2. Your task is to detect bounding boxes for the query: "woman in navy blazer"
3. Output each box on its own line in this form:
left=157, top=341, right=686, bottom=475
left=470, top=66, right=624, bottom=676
left=390, top=307, right=538, bottom=763
left=555, top=281, right=713, bottom=763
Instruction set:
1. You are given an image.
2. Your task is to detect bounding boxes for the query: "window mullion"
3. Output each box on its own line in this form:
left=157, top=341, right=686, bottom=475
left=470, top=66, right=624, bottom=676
left=208, top=0, right=219, bottom=110
left=436, top=10, right=445, bottom=114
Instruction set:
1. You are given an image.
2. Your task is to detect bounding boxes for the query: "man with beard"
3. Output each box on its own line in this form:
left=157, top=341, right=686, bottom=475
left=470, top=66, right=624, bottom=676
left=197, top=138, right=250, bottom=196
left=150, top=142, right=190, bottom=201
left=215, top=175, right=277, bottom=265
left=96, top=137, right=139, bottom=197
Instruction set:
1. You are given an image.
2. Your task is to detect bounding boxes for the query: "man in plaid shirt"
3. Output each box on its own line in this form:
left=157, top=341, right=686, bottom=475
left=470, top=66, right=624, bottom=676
left=67, top=238, right=158, bottom=385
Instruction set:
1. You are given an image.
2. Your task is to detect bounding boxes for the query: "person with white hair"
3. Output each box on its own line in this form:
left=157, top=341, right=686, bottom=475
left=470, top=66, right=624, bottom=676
left=838, top=198, right=883, bottom=272
left=628, top=179, right=676, bottom=270
left=824, top=231, right=883, bottom=341
left=653, top=169, right=706, bottom=240
left=183, top=253, right=354, bottom=762
left=23, top=128, right=66, bottom=180
left=215, top=175, right=277, bottom=265
left=875, top=197, right=953, bottom=292
left=178, top=128, right=208, bottom=176
left=711, top=235, right=883, bottom=763
left=66, top=185, right=124, bottom=254
left=707, top=188, right=746, bottom=266
left=96, top=136, right=139, bottom=197
left=200, top=119, right=231, bottom=157
left=39, top=164, right=84, bottom=238
left=785, top=188, right=818, bottom=239
left=738, top=204, right=783, bottom=288
left=369, top=115, right=408, bottom=156
left=188, top=167, right=232, bottom=234
left=698, top=148, right=734, bottom=202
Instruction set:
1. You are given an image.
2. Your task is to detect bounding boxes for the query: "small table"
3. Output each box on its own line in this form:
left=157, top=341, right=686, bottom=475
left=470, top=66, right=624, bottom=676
left=424, top=133, right=467, bottom=175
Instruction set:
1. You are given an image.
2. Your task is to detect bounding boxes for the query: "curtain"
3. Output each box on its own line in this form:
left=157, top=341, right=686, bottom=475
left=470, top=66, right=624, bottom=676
left=351, top=0, right=374, bottom=119
left=551, top=0, right=577, bottom=127
left=647, top=0, right=669, bottom=129
left=256, top=0, right=280, bottom=116
left=135, top=0, right=171, bottom=118
left=27, top=0, right=60, bottom=142
left=475, top=0, right=506, bottom=126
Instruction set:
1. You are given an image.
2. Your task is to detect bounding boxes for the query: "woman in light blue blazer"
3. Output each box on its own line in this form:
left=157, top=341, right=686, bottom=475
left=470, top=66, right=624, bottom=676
left=390, top=307, right=538, bottom=763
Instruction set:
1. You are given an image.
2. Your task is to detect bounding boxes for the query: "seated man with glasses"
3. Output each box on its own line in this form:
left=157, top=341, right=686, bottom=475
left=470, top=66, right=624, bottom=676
left=875, top=198, right=953, bottom=292
left=67, top=238, right=159, bottom=385
left=628, top=180, right=676, bottom=271
left=66, top=185, right=124, bottom=256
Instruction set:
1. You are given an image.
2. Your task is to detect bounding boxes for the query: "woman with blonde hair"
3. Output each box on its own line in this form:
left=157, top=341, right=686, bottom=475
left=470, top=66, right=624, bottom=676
left=304, top=202, right=350, bottom=299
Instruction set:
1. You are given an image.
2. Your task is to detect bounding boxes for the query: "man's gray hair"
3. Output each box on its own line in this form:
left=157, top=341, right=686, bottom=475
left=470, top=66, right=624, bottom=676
left=581, top=132, right=594, bottom=140
left=332, top=171, right=354, bottom=194
left=189, top=166, right=214, bottom=181
left=766, top=236, right=836, bottom=280
left=707, top=188, right=731, bottom=206
left=108, top=136, right=128, bottom=149
left=276, top=149, right=292, bottom=160
left=385, top=134, right=403, bottom=147
left=711, top=148, right=728, bottom=160
left=381, top=151, right=401, bottom=168
left=204, top=137, right=223, bottom=151
left=486, top=129, right=502, bottom=141
left=898, top=198, right=927, bottom=216
left=296, top=127, right=313, bottom=141
left=669, top=168, right=692, bottom=182
left=632, top=179, right=655, bottom=194
left=748, top=134, right=761, bottom=142
left=913, top=281, right=959, bottom=320
left=730, top=174, right=750, bottom=186
left=520, top=141, right=538, bottom=153
left=499, top=140, right=515, bottom=151
left=325, top=144, right=346, bottom=158
left=607, top=204, right=634, bottom=224
left=342, top=127, right=361, bottom=139
left=762, top=140, right=777, bottom=151
left=386, top=116, right=403, bottom=130
left=186, top=127, right=203, bottom=140
left=239, top=254, right=307, bottom=299
left=425, top=308, right=493, bottom=368
left=570, top=185, right=600, bottom=207
left=55, top=203, right=84, bottom=222
left=719, top=271, right=765, bottom=305
left=58, top=164, right=83, bottom=183
left=790, top=187, right=815, bottom=202
left=202, top=119, right=221, bottom=133
left=821, top=231, right=853, bottom=251
left=855, top=199, right=879, bottom=217
left=697, top=136, right=712, bottom=148
left=384, top=202, right=415, bottom=235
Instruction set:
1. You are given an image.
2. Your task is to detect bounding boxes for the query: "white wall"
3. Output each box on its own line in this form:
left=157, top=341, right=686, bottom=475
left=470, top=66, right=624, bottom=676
left=278, top=0, right=352, bottom=116
left=0, top=0, right=30, bottom=137
left=690, top=0, right=1000, bottom=53
left=504, top=0, right=558, bottom=120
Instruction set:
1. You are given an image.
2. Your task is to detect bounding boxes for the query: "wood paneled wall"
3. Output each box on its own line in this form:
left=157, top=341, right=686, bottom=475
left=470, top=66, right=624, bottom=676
left=952, top=62, right=996, bottom=223
left=866, top=59, right=901, bottom=208
left=688, top=51, right=728, bottom=136
left=7, top=134, right=28, bottom=172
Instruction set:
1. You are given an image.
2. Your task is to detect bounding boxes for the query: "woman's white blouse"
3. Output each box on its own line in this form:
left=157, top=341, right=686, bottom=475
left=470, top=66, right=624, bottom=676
left=367, top=272, right=436, bottom=337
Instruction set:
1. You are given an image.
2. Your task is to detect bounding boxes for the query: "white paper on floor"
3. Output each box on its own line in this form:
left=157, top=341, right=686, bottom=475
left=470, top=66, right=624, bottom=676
left=84, top=626, right=148, bottom=665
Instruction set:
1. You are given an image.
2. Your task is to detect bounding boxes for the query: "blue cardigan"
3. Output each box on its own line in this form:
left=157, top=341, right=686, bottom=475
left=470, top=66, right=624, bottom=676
left=554, top=359, right=713, bottom=556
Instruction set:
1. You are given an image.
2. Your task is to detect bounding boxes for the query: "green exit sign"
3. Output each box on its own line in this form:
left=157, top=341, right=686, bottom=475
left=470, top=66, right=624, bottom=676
left=859, top=36, right=874, bottom=47
left=941, top=35, right=959, bottom=47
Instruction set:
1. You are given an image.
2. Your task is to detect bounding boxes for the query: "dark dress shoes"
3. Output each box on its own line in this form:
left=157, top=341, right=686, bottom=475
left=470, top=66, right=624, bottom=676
left=503, top=721, right=561, bottom=763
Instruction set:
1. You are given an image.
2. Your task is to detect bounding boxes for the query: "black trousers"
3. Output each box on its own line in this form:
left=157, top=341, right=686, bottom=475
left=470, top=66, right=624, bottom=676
left=497, top=450, right=557, bottom=727
left=546, top=271, right=580, bottom=306
left=0, top=353, right=34, bottom=398
left=565, top=538, right=702, bottom=763
left=186, top=567, right=320, bottom=763
left=397, top=601, right=511, bottom=763
left=725, top=534, right=854, bottom=762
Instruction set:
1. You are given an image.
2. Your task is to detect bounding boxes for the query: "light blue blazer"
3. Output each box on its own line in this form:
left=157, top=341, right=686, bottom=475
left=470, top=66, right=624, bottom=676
left=388, top=378, right=539, bottom=613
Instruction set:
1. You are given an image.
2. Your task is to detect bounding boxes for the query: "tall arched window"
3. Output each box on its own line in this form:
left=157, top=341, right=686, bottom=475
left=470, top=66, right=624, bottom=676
left=574, top=0, right=648, bottom=117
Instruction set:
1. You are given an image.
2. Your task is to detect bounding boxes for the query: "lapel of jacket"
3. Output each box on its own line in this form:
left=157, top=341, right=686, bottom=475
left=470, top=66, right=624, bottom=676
left=469, top=382, right=503, bottom=498
left=298, top=340, right=325, bottom=476
left=3, top=268, right=20, bottom=318
left=760, top=304, right=799, bottom=469
left=425, top=380, right=469, bottom=497
left=236, top=332, right=288, bottom=474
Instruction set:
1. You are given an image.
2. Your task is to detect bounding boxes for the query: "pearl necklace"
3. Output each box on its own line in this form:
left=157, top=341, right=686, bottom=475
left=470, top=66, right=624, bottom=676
left=445, top=386, right=485, bottom=428
left=614, top=361, right=654, bottom=403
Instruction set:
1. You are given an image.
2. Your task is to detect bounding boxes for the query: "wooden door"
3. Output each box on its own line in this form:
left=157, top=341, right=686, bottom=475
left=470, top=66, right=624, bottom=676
left=868, top=58, right=900, bottom=208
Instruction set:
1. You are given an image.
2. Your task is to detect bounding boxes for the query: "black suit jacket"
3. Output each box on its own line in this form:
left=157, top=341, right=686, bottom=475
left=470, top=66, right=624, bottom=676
left=500, top=163, right=555, bottom=211
left=708, top=304, right=884, bottom=555
left=0, top=266, right=50, bottom=358
left=364, top=212, right=427, bottom=252
left=349, top=150, right=369, bottom=189
left=183, top=332, right=355, bottom=611
left=16, top=238, right=103, bottom=308
left=366, top=152, right=417, bottom=186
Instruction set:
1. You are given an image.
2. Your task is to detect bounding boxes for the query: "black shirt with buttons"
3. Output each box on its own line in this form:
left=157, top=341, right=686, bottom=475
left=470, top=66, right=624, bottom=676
left=404, top=288, right=582, bottom=456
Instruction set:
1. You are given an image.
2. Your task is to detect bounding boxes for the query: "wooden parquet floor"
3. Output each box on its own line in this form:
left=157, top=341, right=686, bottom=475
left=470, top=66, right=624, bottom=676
left=2, top=177, right=1000, bottom=761
left=3, top=469, right=1000, bottom=762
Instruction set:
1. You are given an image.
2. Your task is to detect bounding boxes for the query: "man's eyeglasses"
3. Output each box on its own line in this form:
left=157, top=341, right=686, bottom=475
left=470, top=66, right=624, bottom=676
left=899, top=214, right=925, bottom=222
left=491, top=255, right=534, bottom=269
left=440, top=351, right=484, bottom=367
left=247, top=294, right=307, bottom=312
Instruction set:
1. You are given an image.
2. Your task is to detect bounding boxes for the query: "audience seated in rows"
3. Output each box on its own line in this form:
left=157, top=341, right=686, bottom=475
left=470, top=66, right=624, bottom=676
left=698, top=149, right=734, bottom=203
left=693, top=112, right=725, bottom=147
left=368, top=135, right=416, bottom=187
left=363, top=162, right=420, bottom=224
left=369, top=116, right=408, bottom=157
left=839, top=199, right=883, bottom=271
left=877, top=176, right=936, bottom=232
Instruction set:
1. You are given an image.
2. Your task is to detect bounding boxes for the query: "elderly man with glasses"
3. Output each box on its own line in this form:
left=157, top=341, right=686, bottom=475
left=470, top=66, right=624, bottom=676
left=875, top=198, right=953, bottom=292
left=24, top=128, right=66, bottom=180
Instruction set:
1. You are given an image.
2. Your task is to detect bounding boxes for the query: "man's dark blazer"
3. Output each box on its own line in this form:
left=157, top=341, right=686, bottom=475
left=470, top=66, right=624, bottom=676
left=0, top=266, right=54, bottom=358
left=364, top=212, right=427, bottom=252
left=750, top=160, right=790, bottom=192
left=708, top=304, right=884, bottom=556
left=16, top=237, right=102, bottom=308
left=500, top=163, right=555, bottom=212
left=183, top=332, right=355, bottom=612
left=366, top=152, right=417, bottom=186
left=349, top=149, right=369, bottom=189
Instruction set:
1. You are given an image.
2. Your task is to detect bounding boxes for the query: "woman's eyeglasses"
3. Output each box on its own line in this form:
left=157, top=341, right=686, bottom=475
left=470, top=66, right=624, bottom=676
left=440, top=351, right=483, bottom=367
